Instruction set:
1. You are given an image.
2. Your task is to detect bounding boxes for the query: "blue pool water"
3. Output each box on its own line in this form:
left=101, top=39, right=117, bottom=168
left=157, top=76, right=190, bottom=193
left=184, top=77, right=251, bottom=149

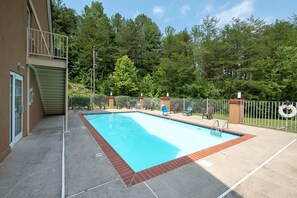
left=84, top=112, right=240, bottom=172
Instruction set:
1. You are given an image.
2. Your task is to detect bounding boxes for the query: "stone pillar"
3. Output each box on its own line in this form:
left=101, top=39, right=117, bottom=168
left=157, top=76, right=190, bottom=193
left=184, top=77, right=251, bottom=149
left=229, top=99, right=243, bottom=124
left=109, top=96, right=114, bottom=109
left=139, top=96, right=144, bottom=109
left=160, top=97, right=170, bottom=111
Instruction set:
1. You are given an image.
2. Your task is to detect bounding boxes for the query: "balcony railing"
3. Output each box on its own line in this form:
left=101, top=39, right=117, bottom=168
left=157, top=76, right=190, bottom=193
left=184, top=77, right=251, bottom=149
left=27, top=28, right=68, bottom=60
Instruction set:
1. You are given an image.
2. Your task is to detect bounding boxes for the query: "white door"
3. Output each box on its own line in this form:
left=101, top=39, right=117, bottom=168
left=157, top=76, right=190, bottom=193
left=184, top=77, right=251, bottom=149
left=10, top=72, right=24, bottom=146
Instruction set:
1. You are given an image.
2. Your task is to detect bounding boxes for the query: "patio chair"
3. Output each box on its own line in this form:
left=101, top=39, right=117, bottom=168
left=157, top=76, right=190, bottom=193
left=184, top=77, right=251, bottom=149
left=183, top=105, right=193, bottom=116
left=170, top=103, right=179, bottom=114
left=144, top=103, right=150, bottom=110
left=202, top=107, right=214, bottom=119
left=99, top=102, right=105, bottom=110
left=161, top=104, right=169, bottom=115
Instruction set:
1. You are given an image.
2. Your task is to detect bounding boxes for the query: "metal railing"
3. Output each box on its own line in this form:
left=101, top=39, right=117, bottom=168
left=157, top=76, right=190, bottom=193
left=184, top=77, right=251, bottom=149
left=143, top=97, right=160, bottom=110
left=170, top=98, right=229, bottom=120
left=242, top=100, right=297, bottom=132
left=27, top=28, right=68, bottom=60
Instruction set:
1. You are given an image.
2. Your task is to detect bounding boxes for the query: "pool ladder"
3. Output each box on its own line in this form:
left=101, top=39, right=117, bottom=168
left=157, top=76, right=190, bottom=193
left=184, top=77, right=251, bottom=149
left=210, top=120, right=229, bottom=137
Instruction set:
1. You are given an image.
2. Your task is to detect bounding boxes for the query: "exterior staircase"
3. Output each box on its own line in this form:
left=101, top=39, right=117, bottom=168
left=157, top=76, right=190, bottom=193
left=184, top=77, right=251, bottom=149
left=34, top=66, right=66, bottom=115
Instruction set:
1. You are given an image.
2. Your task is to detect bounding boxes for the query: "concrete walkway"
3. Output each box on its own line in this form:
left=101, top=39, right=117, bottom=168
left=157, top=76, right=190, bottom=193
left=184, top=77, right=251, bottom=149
left=0, top=116, right=63, bottom=198
left=1, top=110, right=297, bottom=198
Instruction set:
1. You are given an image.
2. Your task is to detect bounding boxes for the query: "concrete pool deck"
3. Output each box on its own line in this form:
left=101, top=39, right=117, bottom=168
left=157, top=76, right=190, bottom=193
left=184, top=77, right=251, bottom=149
left=1, top=109, right=297, bottom=197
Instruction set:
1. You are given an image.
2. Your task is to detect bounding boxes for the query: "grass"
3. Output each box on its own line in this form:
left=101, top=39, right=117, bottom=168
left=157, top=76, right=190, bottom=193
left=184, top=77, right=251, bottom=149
left=194, top=113, right=297, bottom=132
left=243, top=117, right=297, bottom=132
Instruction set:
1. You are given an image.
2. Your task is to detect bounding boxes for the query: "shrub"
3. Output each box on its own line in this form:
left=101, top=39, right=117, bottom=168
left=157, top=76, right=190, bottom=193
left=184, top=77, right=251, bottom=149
left=69, top=96, right=90, bottom=109
left=93, top=94, right=108, bottom=106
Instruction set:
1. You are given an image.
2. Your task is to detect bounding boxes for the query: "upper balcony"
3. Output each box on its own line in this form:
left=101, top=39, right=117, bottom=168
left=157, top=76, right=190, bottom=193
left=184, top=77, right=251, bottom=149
left=26, top=28, right=68, bottom=68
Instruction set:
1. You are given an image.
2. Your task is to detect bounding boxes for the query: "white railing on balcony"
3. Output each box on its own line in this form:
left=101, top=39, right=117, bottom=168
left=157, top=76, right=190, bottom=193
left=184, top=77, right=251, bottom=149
left=27, top=28, right=68, bottom=60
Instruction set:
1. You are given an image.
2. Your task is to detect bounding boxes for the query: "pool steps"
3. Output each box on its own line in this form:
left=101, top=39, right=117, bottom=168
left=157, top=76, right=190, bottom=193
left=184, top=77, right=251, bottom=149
left=210, top=120, right=229, bottom=137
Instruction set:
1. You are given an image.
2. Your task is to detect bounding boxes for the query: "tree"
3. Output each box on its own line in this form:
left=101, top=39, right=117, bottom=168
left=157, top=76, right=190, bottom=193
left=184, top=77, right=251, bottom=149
left=52, top=0, right=78, bottom=35
left=139, top=74, right=156, bottom=97
left=109, top=56, right=139, bottom=96
left=51, top=0, right=79, bottom=81
left=71, top=2, right=114, bottom=88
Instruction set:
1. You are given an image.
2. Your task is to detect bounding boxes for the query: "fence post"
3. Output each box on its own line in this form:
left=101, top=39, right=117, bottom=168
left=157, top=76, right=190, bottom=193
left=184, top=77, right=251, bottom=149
left=183, top=98, right=185, bottom=112
left=160, top=96, right=170, bottom=111
left=229, top=99, right=244, bottom=124
left=109, top=96, right=114, bottom=109
left=139, top=96, right=144, bottom=109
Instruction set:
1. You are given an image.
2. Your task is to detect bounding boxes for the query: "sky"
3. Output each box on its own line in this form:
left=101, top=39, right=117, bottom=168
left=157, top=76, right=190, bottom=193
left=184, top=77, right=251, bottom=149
left=63, top=0, right=297, bottom=33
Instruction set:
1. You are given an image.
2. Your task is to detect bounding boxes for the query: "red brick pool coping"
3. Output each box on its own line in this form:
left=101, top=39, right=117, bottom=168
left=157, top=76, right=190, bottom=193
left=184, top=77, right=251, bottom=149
left=79, top=112, right=255, bottom=187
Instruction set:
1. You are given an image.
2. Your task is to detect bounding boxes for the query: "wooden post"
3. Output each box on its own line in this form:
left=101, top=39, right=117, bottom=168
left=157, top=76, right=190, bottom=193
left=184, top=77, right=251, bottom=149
left=229, top=99, right=243, bottom=124
left=139, top=96, right=144, bottom=109
left=109, top=96, right=114, bottom=109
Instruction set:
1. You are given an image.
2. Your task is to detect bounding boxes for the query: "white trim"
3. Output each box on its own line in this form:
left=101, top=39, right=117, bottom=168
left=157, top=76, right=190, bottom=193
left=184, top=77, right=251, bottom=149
left=28, top=0, right=50, bottom=55
left=9, top=72, right=24, bottom=147
left=27, top=65, right=30, bottom=135
left=26, top=7, right=31, bottom=54
left=47, top=0, right=52, bottom=33
left=61, top=122, right=65, bottom=198
left=144, top=182, right=159, bottom=198
left=217, top=139, right=297, bottom=198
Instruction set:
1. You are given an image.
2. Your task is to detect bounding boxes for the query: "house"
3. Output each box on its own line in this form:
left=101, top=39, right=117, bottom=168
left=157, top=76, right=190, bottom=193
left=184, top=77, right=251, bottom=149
left=0, top=0, right=68, bottom=162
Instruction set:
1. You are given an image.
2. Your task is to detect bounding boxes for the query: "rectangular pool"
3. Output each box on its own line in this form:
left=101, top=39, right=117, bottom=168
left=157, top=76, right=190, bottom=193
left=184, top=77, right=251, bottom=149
left=84, top=112, right=240, bottom=172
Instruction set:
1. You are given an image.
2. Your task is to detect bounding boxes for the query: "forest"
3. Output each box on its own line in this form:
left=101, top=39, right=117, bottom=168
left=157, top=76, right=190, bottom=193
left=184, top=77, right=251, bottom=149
left=52, top=0, right=297, bottom=101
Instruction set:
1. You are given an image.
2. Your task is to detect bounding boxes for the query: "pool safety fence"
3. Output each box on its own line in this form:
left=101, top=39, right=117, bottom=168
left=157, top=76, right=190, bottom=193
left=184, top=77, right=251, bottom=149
left=69, top=95, right=297, bottom=132
left=241, top=100, right=297, bottom=132
left=169, top=98, right=229, bottom=120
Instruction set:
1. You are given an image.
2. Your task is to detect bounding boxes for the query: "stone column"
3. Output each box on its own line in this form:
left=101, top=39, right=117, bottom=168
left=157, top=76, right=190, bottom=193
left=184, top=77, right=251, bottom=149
left=228, top=99, right=243, bottom=124
left=139, top=96, right=144, bottom=109
left=109, top=96, right=114, bottom=109
left=160, top=97, right=170, bottom=111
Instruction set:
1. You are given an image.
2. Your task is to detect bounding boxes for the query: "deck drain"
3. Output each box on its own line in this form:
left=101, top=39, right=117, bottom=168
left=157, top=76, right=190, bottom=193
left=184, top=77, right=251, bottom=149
left=198, top=160, right=213, bottom=168
left=96, top=153, right=103, bottom=157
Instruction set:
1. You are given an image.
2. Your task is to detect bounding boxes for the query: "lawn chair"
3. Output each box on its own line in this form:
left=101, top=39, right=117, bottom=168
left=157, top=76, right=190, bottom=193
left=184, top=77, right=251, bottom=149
left=170, top=103, right=179, bottom=114
left=99, top=102, right=105, bottom=110
left=183, top=105, right=193, bottom=116
left=202, top=107, right=214, bottom=119
left=161, top=104, right=169, bottom=115
left=144, top=103, right=150, bottom=110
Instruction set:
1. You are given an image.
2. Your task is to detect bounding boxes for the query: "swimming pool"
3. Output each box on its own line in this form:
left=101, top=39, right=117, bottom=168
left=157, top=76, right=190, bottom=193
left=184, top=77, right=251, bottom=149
left=84, top=112, right=240, bottom=172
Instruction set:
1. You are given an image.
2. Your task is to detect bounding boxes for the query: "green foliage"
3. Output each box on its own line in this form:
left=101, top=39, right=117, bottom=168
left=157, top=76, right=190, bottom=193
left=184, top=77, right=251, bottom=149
left=109, top=55, right=139, bottom=96
left=69, top=96, right=90, bottom=108
left=139, top=74, right=156, bottom=97
left=52, top=0, right=78, bottom=35
left=70, top=1, right=115, bottom=85
left=68, top=82, right=90, bottom=97
left=53, top=3, right=297, bottom=101
left=93, top=95, right=108, bottom=106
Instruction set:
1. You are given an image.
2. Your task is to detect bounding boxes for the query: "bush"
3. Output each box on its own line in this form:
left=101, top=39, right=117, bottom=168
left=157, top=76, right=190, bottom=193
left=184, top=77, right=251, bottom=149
left=93, top=94, right=108, bottom=106
left=69, top=96, right=90, bottom=109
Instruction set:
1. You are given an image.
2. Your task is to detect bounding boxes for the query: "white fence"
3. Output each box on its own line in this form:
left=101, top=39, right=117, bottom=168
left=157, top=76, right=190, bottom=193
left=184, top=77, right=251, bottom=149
left=169, top=98, right=229, bottom=120
left=27, top=28, right=68, bottom=59
left=241, top=100, right=297, bottom=132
